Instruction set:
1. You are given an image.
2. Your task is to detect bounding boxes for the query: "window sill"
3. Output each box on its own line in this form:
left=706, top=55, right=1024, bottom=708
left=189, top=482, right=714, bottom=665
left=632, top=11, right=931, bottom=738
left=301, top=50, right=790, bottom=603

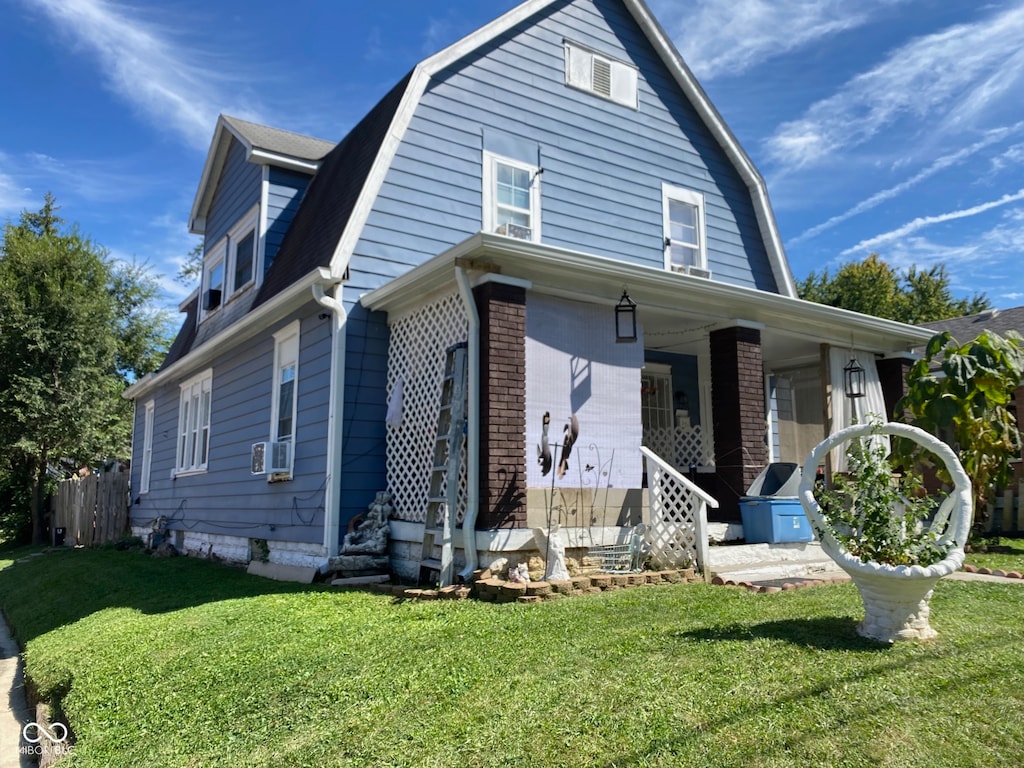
left=172, top=468, right=208, bottom=479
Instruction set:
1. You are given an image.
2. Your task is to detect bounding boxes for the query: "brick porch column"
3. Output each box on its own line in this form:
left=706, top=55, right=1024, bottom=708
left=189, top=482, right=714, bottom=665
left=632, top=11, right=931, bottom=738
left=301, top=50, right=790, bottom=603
left=710, top=324, right=767, bottom=521
left=474, top=281, right=527, bottom=529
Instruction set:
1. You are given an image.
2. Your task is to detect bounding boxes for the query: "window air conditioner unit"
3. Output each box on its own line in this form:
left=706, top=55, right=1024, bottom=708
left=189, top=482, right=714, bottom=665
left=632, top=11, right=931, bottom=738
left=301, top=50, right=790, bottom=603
left=684, top=265, right=712, bottom=279
left=203, top=288, right=222, bottom=311
left=251, top=441, right=291, bottom=475
left=495, top=223, right=532, bottom=240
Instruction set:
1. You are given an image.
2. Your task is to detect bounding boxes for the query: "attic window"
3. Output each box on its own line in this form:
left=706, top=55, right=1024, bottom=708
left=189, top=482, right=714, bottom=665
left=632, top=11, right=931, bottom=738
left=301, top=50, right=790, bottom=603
left=564, top=40, right=638, bottom=109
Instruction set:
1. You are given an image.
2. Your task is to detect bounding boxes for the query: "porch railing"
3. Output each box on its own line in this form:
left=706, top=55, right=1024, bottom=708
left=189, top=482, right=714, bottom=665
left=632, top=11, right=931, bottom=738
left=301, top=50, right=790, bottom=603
left=642, top=425, right=714, bottom=472
left=641, top=446, right=719, bottom=580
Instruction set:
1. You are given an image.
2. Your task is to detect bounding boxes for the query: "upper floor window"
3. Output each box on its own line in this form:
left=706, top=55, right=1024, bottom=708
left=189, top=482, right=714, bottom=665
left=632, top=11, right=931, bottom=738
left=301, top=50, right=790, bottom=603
left=202, top=242, right=225, bottom=317
left=483, top=152, right=540, bottom=242
left=176, top=369, right=213, bottom=475
left=662, top=184, right=709, bottom=278
left=228, top=207, right=258, bottom=294
left=564, top=40, right=638, bottom=109
left=200, top=204, right=260, bottom=321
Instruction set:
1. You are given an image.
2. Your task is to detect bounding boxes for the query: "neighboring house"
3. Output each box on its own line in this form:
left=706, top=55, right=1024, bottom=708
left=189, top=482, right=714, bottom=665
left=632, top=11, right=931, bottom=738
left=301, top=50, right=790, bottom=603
left=124, top=0, right=930, bottom=578
left=920, top=306, right=1024, bottom=498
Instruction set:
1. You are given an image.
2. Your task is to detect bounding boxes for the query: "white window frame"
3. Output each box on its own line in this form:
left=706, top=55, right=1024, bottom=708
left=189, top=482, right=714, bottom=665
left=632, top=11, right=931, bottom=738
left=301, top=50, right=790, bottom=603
left=269, top=321, right=300, bottom=477
left=176, top=369, right=213, bottom=476
left=662, top=183, right=708, bottom=274
left=564, top=40, right=638, bottom=109
left=227, top=204, right=259, bottom=296
left=201, top=241, right=226, bottom=321
left=140, top=400, right=154, bottom=494
left=482, top=151, right=541, bottom=243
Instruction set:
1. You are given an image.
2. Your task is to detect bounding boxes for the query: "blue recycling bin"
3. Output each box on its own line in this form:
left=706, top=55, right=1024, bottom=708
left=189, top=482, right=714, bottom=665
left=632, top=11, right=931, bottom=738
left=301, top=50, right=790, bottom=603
left=740, top=463, right=814, bottom=544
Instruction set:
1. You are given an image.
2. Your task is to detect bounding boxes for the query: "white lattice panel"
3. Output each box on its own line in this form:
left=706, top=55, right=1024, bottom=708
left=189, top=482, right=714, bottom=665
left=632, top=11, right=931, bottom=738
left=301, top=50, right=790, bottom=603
left=646, top=463, right=703, bottom=569
left=386, top=292, right=469, bottom=524
left=643, top=425, right=713, bottom=469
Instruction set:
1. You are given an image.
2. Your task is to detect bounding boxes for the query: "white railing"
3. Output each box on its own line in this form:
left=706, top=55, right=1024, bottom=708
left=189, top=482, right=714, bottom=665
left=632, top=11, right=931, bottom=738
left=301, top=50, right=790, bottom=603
left=641, top=446, right=718, bottom=580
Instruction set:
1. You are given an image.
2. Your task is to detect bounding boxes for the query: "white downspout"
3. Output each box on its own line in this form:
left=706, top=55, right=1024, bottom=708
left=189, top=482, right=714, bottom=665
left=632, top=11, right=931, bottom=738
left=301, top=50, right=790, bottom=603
left=455, top=266, right=480, bottom=578
left=312, top=269, right=346, bottom=558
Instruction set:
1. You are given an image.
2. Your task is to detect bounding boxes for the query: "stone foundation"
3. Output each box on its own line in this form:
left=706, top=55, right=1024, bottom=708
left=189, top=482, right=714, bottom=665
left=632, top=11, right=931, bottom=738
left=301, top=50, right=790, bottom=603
left=129, top=526, right=328, bottom=569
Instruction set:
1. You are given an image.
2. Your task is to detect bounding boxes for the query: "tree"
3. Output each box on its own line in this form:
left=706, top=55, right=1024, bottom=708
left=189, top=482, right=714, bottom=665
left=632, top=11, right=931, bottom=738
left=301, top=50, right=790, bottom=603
left=798, top=254, right=990, bottom=324
left=176, top=239, right=204, bottom=285
left=0, top=194, right=171, bottom=544
left=894, top=330, right=1024, bottom=524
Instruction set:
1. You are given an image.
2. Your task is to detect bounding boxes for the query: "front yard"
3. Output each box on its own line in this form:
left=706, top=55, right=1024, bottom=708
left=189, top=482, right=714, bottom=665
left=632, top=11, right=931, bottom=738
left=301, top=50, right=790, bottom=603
left=1, top=545, right=1023, bottom=767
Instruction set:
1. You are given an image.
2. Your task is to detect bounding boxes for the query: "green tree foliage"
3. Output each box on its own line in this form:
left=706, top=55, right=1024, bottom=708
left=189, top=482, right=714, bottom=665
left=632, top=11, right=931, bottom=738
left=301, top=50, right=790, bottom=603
left=798, top=254, right=990, bottom=323
left=0, top=194, right=171, bottom=543
left=175, top=238, right=204, bottom=285
left=895, top=330, right=1024, bottom=520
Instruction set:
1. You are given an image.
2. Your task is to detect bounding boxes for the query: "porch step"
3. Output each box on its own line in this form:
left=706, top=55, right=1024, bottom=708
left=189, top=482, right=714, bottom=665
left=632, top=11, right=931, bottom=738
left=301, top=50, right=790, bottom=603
left=707, top=541, right=844, bottom=582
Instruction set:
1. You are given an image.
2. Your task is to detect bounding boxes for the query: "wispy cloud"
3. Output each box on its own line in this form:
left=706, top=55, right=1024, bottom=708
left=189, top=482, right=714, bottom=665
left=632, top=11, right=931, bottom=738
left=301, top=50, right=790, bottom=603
left=23, top=0, right=263, bottom=150
left=791, top=122, right=1024, bottom=244
left=765, top=3, right=1024, bottom=169
left=656, top=0, right=904, bottom=81
left=839, top=190, right=1024, bottom=257
left=0, top=160, right=35, bottom=219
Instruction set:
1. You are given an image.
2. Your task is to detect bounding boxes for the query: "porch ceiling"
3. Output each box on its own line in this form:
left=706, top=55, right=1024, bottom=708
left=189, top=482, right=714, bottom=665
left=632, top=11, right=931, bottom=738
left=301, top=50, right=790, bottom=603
left=361, top=234, right=932, bottom=361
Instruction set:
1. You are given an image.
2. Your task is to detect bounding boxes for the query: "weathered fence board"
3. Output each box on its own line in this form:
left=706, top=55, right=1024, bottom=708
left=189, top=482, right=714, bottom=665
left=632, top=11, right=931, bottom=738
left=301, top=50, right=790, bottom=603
left=53, top=472, right=130, bottom=546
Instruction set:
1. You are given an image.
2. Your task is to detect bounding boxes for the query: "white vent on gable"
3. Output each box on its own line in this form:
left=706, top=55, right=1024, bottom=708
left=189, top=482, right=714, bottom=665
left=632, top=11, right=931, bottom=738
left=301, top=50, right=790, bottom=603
left=564, top=41, right=638, bottom=109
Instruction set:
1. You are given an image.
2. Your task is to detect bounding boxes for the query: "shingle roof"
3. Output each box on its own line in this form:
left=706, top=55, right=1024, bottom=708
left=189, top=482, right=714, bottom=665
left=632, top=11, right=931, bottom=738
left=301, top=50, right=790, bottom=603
left=920, top=306, right=1024, bottom=345
left=157, top=293, right=199, bottom=372
left=221, top=115, right=335, bottom=162
left=254, top=70, right=413, bottom=307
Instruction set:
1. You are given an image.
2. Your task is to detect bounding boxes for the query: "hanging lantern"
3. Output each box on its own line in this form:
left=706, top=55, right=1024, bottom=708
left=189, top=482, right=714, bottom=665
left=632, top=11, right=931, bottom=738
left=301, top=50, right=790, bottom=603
left=615, top=289, right=637, bottom=343
left=844, top=357, right=865, bottom=399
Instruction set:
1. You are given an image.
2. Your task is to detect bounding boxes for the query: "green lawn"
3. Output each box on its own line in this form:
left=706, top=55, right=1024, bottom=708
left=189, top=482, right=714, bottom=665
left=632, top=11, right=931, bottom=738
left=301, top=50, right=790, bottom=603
left=965, top=536, right=1024, bottom=573
left=2, top=548, right=1023, bottom=767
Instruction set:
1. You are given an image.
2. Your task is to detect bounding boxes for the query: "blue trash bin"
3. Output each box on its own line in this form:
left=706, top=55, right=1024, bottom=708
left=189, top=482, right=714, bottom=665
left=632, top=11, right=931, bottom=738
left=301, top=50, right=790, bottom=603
left=740, top=463, right=813, bottom=544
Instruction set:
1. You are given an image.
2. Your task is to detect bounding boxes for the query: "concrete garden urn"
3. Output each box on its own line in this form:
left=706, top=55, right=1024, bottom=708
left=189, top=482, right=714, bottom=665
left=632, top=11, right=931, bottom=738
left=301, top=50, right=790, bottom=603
left=798, top=422, right=973, bottom=643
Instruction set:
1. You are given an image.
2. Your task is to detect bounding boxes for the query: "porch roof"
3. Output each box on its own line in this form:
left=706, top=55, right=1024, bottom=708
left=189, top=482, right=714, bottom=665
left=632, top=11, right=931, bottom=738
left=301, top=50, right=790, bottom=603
left=360, top=234, right=932, bottom=363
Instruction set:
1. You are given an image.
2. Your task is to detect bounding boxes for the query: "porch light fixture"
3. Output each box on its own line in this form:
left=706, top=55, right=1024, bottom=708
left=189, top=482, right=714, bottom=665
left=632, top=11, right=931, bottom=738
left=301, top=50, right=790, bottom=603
left=615, top=289, right=637, bottom=343
left=844, top=357, right=865, bottom=399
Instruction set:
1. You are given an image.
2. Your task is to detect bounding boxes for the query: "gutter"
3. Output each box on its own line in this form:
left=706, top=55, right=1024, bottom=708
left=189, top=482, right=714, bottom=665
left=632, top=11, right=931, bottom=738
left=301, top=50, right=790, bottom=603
left=454, top=266, right=481, bottom=578
left=312, top=269, right=346, bottom=556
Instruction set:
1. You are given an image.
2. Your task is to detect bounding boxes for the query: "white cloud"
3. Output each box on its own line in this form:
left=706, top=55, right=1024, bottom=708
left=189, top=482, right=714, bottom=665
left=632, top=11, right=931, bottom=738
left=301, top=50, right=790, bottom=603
left=840, top=192, right=1024, bottom=257
left=24, top=0, right=263, bottom=150
left=791, top=122, right=1024, bottom=244
left=655, top=0, right=903, bottom=81
left=0, top=167, right=35, bottom=219
left=765, top=3, right=1024, bottom=169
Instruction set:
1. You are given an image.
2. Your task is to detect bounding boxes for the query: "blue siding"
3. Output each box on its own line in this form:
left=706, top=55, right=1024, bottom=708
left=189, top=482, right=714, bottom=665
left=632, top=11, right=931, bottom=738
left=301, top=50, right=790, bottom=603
left=130, top=301, right=332, bottom=545
left=265, top=167, right=312, bottom=275
left=206, top=139, right=261, bottom=249
left=347, top=0, right=776, bottom=296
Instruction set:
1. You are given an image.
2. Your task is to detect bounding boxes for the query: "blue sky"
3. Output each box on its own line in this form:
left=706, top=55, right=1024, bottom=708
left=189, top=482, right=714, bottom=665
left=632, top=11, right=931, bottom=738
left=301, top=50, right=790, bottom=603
left=2, top=0, right=1023, bottom=312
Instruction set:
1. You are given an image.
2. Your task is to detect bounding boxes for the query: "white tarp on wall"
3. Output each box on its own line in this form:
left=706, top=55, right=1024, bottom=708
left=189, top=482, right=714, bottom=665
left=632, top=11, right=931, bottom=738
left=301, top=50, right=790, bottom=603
left=524, top=293, right=644, bottom=489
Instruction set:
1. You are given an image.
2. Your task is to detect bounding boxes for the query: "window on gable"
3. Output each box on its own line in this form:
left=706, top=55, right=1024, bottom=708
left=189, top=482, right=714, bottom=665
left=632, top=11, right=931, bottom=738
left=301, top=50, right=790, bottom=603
left=269, top=321, right=300, bottom=476
left=140, top=400, right=154, bottom=494
left=483, top=152, right=540, bottom=242
left=662, top=184, right=709, bottom=277
left=227, top=205, right=259, bottom=295
left=176, top=369, right=213, bottom=474
left=564, top=40, right=638, bottom=109
left=202, top=243, right=225, bottom=317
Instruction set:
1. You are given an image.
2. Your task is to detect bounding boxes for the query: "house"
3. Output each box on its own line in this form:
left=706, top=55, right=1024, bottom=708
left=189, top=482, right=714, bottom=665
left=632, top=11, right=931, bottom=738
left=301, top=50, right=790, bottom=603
left=124, top=0, right=931, bottom=580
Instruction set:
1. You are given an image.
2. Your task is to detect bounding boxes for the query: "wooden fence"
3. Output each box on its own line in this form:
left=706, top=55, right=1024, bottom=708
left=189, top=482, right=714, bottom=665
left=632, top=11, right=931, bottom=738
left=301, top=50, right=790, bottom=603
left=980, top=480, right=1024, bottom=535
left=53, top=472, right=130, bottom=546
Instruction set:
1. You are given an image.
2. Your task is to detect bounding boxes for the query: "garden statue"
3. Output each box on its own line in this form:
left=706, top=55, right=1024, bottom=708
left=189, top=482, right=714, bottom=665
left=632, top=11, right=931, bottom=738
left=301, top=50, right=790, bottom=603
left=532, top=523, right=571, bottom=581
left=799, top=422, right=973, bottom=643
left=342, top=491, right=393, bottom=555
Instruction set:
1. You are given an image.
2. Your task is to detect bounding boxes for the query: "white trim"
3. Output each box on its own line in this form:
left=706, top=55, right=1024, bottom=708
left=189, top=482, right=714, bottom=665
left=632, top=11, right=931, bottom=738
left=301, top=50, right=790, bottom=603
left=326, top=0, right=797, bottom=299
left=175, top=368, right=213, bottom=475
left=662, top=183, right=707, bottom=273
left=482, top=151, right=541, bottom=242
left=563, top=39, right=639, bottom=109
left=140, top=400, right=154, bottom=494
left=227, top=204, right=259, bottom=297
left=259, top=167, right=270, bottom=287
left=200, top=240, right=226, bottom=322
left=269, top=320, right=301, bottom=479
left=248, top=148, right=321, bottom=174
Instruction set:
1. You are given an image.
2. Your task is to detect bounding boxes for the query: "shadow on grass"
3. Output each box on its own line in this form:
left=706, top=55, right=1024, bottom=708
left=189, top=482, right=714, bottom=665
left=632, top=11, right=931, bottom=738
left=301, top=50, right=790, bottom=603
left=0, top=546, right=327, bottom=645
left=671, top=617, right=885, bottom=652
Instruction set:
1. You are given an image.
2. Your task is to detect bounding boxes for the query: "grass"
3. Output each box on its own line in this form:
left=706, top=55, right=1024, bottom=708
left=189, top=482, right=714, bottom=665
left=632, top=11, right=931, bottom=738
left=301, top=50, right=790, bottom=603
left=964, top=536, right=1024, bottom=573
left=2, top=548, right=1024, bottom=767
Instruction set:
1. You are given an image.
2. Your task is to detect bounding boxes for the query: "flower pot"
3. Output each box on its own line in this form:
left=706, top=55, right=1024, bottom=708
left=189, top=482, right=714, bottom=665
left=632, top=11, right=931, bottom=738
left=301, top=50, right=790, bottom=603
left=799, top=422, right=973, bottom=643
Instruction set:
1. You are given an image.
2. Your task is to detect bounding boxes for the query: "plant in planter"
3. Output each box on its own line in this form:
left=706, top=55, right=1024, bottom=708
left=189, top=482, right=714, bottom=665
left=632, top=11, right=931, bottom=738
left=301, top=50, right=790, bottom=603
left=799, top=421, right=972, bottom=643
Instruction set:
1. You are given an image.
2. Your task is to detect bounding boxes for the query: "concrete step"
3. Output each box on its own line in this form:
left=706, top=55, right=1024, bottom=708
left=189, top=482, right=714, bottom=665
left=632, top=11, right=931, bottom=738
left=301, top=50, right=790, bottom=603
left=707, top=541, right=842, bottom=582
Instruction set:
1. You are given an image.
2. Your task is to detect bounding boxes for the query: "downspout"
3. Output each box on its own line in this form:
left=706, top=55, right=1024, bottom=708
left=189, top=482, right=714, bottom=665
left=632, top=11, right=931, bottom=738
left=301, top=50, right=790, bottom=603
left=312, top=269, right=346, bottom=558
left=454, top=265, right=481, bottom=578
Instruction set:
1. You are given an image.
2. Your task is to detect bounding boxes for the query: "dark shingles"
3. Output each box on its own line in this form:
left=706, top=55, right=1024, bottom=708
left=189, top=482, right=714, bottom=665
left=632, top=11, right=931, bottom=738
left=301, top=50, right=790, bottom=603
left=221, top=115, right=335, bottom=162
left=920, top=307, right=1024, bottom=345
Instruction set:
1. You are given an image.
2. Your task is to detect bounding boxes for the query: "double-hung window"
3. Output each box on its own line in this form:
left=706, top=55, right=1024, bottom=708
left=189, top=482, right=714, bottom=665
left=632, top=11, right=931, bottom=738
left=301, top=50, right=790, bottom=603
left=202, top=242, right=226, bottom=317
left=199, top=205, right=260, bottom=321
left=140, top=400, right=154, bottom=494
left=483, top=152, right=540, bottom=242
left=177, top=369, right=213, bottom=474
left=269, top=321, right=300, bottom=476
left=662, top=184, right=709, bottom=277
left=228, top=206, right=258, bottom=294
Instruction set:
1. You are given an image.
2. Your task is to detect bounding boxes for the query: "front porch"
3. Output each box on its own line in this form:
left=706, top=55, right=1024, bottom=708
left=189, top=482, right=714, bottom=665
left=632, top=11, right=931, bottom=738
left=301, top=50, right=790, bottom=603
left=360, top=234, right=932, bottom=582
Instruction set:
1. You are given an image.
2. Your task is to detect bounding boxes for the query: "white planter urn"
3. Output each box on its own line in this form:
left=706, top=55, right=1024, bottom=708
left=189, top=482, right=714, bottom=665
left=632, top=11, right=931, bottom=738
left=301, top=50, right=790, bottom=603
left=799, top=422, right=973, bottom=643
